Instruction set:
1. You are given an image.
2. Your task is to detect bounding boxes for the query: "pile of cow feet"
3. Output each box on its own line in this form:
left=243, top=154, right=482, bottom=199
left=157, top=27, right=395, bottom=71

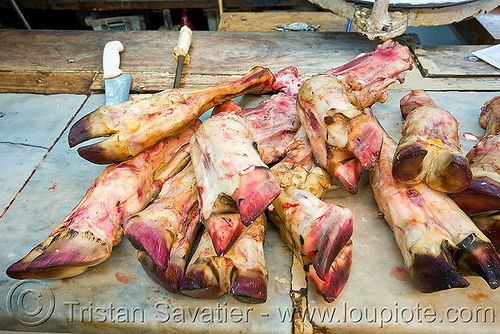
left=8, top=39, right=500, bottom=307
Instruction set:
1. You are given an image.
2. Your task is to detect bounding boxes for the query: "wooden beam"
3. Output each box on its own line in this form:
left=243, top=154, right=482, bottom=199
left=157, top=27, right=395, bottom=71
left=217, top=11, right=350, bottom=32
left=1, top=29, right=499, bottom=94
left=469, top=7, right=500, bottom=45
left=0, top=71, right=96, bottom=94
left=413, top=45, right=500, bottom=77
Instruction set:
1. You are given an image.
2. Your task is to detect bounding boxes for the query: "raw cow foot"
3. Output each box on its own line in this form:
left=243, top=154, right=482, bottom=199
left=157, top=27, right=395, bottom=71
left=392, top=142, right=427, bottom=183
left=410, top=253, right=469, bottom=293
left=345, top=114, right=383, bottom=170
left=450, top=176, right=500, bottom=215
left=180, top=258, right=228, bottom=299
left=306, top=241, right=353, bottom=303
left=305, top=201, right=354, bottom=281
left=233, top=166, right=281, bottom=226
left=427, top=151, right=472, bottom=193
left=203, top=195, right=246, bottom=256
left=394, top=90, right=471, bottom=193
left=324, top=148, right=363, bottom=195
left=230, top=268, right=268, bottom=304
left=7, top=229, right=109, bottom=279
left=69, top=66, right=275, bottom=164
left=126, top=218, right=174, bottom=272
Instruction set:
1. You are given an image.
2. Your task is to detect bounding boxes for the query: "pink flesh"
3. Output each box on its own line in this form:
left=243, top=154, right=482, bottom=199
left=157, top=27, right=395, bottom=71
left=399, top=89, right=438, bottom=119
left=272, top=66, right=304, bottom=99
left=59, top=128, right=195, bottom=248
left=279, top=187, right=354, bottom=281
left=393, top=90, right=471, bottom=193
left=181, top=215, right=267, bottom=302
left=327, top=39, right=413, bottom=108
left=296, top=71, right=388, bottom=191
left=451, top=95, right=500, bottom=214
left=295, top=40, right=412, bottom=192
left=269, top=127, right=354, bottom=298
left=124, top=164, right=198, bottom=275
left=233, top=167, right=281, bottom=226
left=63, top=127, right=195, bottom=248
left=69, top=66, right=275, bottom=163
left=480, top=95, right=500, bottom=133
left=163, top=208, right=201, bottom=291
left=307, top=203, right=354, bottom=280
left=7, top=126, right=196, bottom=279
left=212, top=100, right=243, bottom=115
left=236, top=93, right=300, bottom=164
left=203, top=202, right=247, bottom=255
left=369, top=118, right=500, bottom=292
left=399, top=90, right=463, bottom=154
left=191, top=112, right=280, bottom=228
left=306, top=242, right=353, bottom=303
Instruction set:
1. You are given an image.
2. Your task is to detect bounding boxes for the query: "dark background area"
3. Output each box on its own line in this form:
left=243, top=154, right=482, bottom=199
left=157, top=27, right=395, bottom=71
left=0, top=7, right=211, bottom=30
left=0, top=0, right=316, bottom=30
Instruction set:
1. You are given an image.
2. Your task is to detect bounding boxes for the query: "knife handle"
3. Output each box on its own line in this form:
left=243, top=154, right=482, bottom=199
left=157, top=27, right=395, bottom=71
left=173, top=26, right=192, bottom=64
left=103, top=41, right=124, bottom=80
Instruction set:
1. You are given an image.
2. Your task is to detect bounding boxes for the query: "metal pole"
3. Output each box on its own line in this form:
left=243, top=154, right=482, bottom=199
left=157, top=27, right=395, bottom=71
left=10, top=0, right=31, bottom=30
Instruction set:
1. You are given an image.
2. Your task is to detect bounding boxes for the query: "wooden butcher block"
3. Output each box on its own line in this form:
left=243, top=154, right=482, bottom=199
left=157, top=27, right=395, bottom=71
left=0, top=30, right=499, bottom=333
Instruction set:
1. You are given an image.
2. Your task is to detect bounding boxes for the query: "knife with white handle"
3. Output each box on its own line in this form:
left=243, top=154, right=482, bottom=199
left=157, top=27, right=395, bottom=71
left=172, top=26, right=192, bottom=88
left=103, top=41, right=132, bottom=106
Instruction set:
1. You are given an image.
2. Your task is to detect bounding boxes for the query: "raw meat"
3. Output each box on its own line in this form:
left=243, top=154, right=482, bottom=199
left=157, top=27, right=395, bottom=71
left=190, top=112, right=281, bottom=227
left=202, top=194, right=247, bottom=256
left=450, top=95, right=500, bottom=215
left=296, top=40, right=413, bottom=194
left=180, top=214, right=268, bottom=304
left=268, top=128, right=354, bottom=302
left=393, top=90, right=472, bottom=193
left=272, top=66, right=303, bottom=99
left=296, top=73, right=383, bottom=194
left=68, top=66, right=274, bottom=164
left=369, top=113, right=500, bottom=292
left=214, top=93, right=300, bottom=164
left=7, top=125, right=197, bottom=279
left=201, top=91, right=300, bottom=253
left=124, top=163, right=201, bottom=292
left=327, top=40, right=413, bottom=109
left=231, top=92, right=300, bottom=164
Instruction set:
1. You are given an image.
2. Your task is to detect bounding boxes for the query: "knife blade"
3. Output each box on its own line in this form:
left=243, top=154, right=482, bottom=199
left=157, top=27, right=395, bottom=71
left=103, top=41, right=132, bottom=106
left=172, top=26, right=192, bottom=88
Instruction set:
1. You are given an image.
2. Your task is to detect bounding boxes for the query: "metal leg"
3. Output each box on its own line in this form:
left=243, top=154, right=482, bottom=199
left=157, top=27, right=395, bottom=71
left=9, top=0, right=31, bottom=30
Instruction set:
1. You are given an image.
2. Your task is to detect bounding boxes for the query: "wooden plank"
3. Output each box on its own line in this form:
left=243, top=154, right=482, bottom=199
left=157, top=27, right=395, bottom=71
left=475, top=6, right=500, bottom=44
left=217, top=11, right=350, bottom=32
left=2, top=29, right=499, bottom=94
left=1, top=30, right=410, bottom=75
left=0, top=30, right=393, bottom=93
left=0, top=30, right=174, bottom=73
left=184, top=31, right=387, bottom=77
left=467, top=7, right=500, bottom=45
left=413, top=45, right=500, bottom=77
left=0, top=71, right=96, bottom=94
left=395, top=67, right=500, bottom=92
